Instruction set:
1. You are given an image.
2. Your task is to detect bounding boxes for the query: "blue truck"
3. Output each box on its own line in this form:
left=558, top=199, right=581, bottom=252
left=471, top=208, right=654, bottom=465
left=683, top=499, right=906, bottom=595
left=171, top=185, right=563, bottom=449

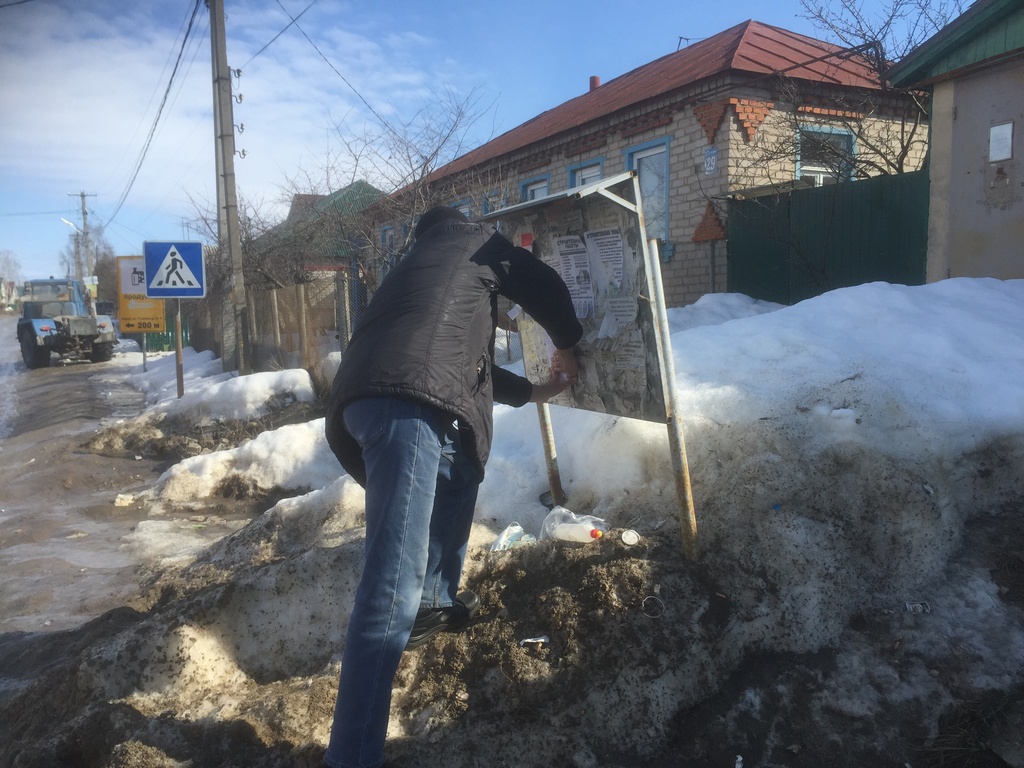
left=17, top=278, right=117, bottom=369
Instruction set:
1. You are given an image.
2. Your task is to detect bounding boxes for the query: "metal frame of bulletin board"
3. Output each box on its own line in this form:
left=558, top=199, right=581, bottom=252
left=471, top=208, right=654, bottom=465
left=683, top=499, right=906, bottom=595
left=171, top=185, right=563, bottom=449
left=483, top=171, right=698, bottom=559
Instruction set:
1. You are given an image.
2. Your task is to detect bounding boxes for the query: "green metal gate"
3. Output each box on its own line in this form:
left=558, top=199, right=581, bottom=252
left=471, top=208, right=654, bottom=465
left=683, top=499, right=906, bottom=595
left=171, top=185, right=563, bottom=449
left=728, top=169, right=929, bottom=305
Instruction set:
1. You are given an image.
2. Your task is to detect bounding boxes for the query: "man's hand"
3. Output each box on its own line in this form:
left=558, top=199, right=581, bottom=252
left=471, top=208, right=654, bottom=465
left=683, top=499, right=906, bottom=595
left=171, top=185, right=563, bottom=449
left=551, top=347, right=578, bottom=384
left=530, top=347, right=579, bottom=403
left=530, top=375, right=572, bottom=403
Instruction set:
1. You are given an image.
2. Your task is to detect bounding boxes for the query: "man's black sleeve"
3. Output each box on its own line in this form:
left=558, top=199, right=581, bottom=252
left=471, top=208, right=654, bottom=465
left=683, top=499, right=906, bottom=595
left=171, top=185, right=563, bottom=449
left=492, top=366, right=532, bottom=407
left=494, top=244, right=583, bottom=350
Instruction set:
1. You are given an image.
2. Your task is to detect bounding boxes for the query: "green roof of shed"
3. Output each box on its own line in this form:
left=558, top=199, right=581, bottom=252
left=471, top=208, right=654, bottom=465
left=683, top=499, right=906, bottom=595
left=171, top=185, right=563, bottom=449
left=888, top=0, right=1024, bottom=87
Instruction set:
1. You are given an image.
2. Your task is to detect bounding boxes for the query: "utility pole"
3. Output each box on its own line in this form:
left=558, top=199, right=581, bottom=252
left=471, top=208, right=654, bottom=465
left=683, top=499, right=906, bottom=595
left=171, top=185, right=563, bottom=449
left=72, top=232, right=82, bottom=280
left=68, top=191, right=96, bottom=278
left=208, top=0, right=249, bottom=374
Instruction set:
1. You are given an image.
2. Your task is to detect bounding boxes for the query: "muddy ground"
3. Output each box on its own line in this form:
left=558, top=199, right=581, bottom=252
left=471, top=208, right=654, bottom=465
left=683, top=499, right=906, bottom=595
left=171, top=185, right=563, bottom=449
left=2, top=494, right=1023, bottom=768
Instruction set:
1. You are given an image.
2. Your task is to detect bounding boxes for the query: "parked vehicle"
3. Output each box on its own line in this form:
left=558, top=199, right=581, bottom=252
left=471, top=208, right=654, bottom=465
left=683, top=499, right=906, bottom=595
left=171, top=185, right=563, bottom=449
left=17, top=278, right=117, bottom=368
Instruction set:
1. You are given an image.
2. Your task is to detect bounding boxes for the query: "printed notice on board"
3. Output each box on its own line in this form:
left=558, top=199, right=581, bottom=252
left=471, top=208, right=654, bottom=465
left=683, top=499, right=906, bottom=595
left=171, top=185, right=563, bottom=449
left=584, top=227, right=624, bottom=288
left=614, top=330, right=646, bottom=371
left=554, top=235, right=595, bottom=318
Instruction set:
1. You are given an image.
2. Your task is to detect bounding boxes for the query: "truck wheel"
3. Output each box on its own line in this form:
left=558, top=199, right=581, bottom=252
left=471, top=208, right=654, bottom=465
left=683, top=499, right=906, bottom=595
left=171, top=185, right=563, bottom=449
left=89, top=342, right=114, bottom=363
left=21, top=335, right=51, bottom=369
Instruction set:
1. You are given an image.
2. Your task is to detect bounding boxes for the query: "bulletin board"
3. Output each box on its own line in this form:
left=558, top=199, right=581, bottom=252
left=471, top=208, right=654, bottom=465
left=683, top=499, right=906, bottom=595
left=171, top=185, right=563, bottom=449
left=484, top=171, right=699, bottom=560
left=484, top=171, right=667, bottom=423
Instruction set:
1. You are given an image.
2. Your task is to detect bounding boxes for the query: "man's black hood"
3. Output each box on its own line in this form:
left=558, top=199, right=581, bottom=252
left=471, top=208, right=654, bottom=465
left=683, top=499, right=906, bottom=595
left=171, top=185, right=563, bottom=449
left=414, top=206, right=469, bottom=240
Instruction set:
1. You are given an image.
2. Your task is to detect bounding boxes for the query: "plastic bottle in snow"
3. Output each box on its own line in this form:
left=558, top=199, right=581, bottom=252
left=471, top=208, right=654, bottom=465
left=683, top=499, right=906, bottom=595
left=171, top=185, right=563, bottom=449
left=540, top=505, right=607, bottom=543
left=551, top=521, right=604, bottom=542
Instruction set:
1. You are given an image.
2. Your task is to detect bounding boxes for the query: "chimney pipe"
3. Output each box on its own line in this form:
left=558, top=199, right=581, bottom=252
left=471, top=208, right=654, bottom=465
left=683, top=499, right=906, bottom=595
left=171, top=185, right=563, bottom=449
left=589, top=75, right=601, bottom=91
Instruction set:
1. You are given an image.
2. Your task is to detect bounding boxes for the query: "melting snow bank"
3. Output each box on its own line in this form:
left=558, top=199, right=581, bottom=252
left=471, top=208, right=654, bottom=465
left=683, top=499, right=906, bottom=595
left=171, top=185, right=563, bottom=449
left=2, top=279, right=1024, bottom=767
left=139, top=362, right=317, bottom=424
left=150, top=419, right=338, bottom=505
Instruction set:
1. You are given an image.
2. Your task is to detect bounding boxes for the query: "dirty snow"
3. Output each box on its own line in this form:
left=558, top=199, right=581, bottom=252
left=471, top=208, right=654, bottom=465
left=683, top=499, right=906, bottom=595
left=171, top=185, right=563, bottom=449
left=2, top=277, right=1023, bottom=767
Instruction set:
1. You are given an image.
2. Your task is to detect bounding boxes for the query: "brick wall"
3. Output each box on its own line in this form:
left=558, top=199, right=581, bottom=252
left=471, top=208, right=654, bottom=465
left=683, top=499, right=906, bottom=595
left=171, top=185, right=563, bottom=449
left=371, top=76, right=926, bottom=309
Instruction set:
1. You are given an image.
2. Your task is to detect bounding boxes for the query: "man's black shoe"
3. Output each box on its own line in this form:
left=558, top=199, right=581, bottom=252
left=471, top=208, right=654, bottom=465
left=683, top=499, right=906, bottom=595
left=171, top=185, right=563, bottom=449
left=405, top=590, right=479, bottom=649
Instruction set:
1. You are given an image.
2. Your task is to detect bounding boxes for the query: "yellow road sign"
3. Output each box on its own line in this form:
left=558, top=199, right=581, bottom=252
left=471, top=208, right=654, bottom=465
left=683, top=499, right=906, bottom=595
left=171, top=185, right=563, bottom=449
left=117, top=256, right=166, bottom=332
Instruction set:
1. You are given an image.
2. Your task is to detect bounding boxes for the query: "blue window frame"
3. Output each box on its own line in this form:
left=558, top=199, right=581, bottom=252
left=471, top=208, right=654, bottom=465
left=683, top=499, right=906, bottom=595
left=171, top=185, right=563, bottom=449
left=520, top=174, right=551, bottom=202
left=625, top=137, right=671, bottom=241
left=452, top=199, right=473, bottom=218
left=482, top=190, right=505, bottom=216
left=568, top=158, right=604, bottom=188
left=380, top=225, right=395, bottom=252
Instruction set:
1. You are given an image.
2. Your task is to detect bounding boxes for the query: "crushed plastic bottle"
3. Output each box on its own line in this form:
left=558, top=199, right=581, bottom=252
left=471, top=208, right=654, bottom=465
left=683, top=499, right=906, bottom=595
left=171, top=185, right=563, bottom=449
left=540, top=505, right=607, bottom=543
left=490, top=522, right=536, bottom=551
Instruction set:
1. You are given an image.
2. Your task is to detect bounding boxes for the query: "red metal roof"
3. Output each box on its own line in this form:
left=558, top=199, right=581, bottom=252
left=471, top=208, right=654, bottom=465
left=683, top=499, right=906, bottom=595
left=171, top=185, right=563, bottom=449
left=433, top=20, right=879, bottom=179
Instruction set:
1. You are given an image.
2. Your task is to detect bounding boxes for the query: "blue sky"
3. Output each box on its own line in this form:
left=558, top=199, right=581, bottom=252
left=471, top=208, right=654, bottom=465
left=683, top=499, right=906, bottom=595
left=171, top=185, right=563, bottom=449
left=1, top=0, right=903, bottom=280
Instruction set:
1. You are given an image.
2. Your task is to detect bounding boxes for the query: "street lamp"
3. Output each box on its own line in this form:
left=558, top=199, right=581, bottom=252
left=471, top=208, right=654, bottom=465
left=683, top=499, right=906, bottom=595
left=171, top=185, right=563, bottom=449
left=60, top=218, right=85, bottom=280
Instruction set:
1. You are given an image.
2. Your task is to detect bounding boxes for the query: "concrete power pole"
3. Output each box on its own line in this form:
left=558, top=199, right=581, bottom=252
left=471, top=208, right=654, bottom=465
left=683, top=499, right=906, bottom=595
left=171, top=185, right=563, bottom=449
left=208, top=0, right=249, bottom=374
left=72, top=232, right=82, bottom=281
left=69, top=191, right=96, bottom=278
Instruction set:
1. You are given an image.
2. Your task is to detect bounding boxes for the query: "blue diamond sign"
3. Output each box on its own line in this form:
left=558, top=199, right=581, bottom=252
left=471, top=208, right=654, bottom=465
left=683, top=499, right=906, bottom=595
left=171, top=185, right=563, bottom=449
left=143, top=241, right=206, bottom=298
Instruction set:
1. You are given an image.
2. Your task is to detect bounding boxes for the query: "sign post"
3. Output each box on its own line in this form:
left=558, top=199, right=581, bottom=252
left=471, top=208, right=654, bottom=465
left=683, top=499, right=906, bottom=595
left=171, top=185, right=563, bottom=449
left=143, top=241, right=206, bottom=398
left=117, top=256, right=167, bottom=373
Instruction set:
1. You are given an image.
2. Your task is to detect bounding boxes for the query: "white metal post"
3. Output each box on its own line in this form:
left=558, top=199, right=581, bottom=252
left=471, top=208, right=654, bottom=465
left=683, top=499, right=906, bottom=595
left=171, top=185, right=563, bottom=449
left=646, top=238, right=698, bottom=559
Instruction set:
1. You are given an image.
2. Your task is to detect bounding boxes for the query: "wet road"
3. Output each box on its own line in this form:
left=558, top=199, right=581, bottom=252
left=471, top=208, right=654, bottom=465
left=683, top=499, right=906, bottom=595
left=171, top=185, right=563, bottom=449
left=0, top=314, right=159, bottom=633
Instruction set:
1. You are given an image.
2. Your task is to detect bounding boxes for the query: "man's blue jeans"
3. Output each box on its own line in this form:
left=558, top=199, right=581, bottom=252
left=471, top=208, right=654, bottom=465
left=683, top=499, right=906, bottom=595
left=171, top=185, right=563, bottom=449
left=324, top=397, right=480, bottom=768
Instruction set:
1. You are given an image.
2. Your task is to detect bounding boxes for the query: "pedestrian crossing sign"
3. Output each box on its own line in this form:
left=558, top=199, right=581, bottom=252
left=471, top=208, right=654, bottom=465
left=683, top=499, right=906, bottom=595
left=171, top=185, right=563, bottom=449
left=143, top=241, right=206, bottom=298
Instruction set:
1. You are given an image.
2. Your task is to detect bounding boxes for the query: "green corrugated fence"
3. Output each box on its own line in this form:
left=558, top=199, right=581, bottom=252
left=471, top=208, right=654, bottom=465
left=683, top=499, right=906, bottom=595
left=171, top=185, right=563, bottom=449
left=727, top=169, right=929, bottom=305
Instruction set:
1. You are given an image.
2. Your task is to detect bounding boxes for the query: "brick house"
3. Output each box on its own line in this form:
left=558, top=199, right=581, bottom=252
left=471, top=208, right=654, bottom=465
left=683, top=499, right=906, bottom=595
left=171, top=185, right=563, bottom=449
left=362, top=19, right=927, bottom=308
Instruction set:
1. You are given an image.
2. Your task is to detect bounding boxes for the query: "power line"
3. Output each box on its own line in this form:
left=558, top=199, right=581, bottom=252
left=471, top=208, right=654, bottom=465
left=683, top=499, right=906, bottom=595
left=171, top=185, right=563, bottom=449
left=240, top=0, right=320, bottom=69
left=0, top=209, right=67, bottom=217
left=0, top=0, right=35, bottom=8
left=102, top=1, right=207, bottom=191
left=270, top=0, right=397, bottom=137
left=106, top=0, right=204, bottom=226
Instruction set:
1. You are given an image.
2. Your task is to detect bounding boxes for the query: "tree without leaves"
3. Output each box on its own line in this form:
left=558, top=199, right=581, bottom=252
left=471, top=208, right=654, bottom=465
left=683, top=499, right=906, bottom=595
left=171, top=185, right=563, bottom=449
left=186, top=192, right=305, bottom=291
left=724, top=0, right=966, bottom=197
left=0, top=250, right=22, bottom=285
left=800, top=0, right=967, bottom=69
left=708, top=1, right=966, bottom=296
left=58, top=224, right=116, bottom=283
left=178, top=87, right=512, bottom=365
left=318, top=85, right=515, bottom=288
left=179, top=193, right=279, bottom=350
left=0, top=250, right=22, bottom=308
left=93, top=255, right=118, bottom=303
left=796, top=0, right=967, bottom=176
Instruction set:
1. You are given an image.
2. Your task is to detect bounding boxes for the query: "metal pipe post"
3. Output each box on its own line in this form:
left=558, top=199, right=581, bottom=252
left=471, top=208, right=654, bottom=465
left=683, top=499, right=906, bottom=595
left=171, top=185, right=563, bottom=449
left=647, top=238, right=698, bottom=559
left=536, top=402, right=567, bottom=506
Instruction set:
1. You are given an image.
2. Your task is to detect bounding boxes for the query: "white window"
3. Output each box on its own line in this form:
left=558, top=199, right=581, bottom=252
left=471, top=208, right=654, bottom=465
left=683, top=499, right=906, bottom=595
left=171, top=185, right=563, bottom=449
left=798, top=129, right=854, bottom=186
left=629, top=143, right=669, bottom=241
left=571, top=163, right=602, bottom=188
left=523, top=179, right=549, bottom=201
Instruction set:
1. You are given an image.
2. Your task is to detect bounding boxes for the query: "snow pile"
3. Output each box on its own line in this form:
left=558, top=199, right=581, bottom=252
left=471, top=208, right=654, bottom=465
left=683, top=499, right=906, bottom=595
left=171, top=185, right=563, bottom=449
left=124, top=280, right=1024, bottom=668
left=153, top=419, right=338, bottom=502
left=4, top=278, right=1022, bottom=768
left=129, top=348, right=317, bottom=422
